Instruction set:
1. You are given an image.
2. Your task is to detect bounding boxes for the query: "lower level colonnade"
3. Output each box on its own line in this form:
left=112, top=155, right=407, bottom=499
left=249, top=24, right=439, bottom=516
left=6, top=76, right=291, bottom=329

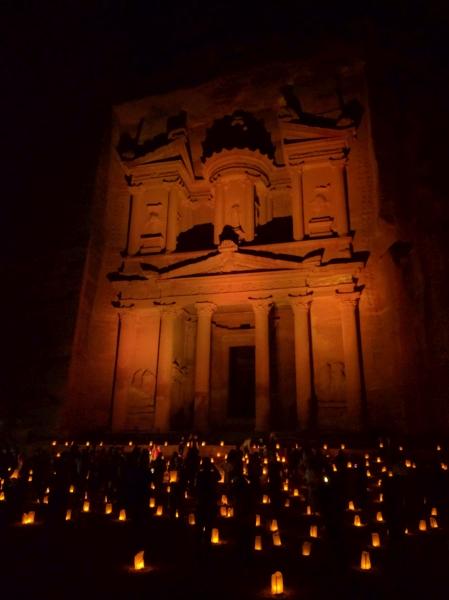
left=111, top=291, right=364, bottom=434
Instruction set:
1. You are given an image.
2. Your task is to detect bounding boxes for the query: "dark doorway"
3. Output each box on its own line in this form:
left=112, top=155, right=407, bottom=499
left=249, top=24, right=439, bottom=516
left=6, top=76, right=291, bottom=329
left=228, top=346, right=255, bottom=418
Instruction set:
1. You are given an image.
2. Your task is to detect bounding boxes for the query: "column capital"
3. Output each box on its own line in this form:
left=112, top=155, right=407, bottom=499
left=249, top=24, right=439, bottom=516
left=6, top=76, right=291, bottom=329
left=248, top=296, right=273, bottom=314
left=195, top=301, right=217, bottom=317
left=154, top=302, right=183, bottom=318
left=336, top=290, right=360, bottom=309
left=289, top=292, right=313, bottom=311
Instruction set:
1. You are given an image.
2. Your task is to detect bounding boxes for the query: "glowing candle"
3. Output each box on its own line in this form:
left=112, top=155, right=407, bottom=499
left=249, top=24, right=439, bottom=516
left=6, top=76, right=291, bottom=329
left=302, top=541, right=311, bottom=556
left=262, top=494, right=270, bottom=504
left=65, top=509, right=72, bottom=521
left=69, top=485, right=75, bottom=494
left=348, top=500, right=355, bottom=511
left=271, top=571, right=284, bottom=595
left=254, top=535, right=262, bottom=551
left=430, top=517, right=438, bottom=529
left=309, top=524, right=318, bottom=538
left=221, top=494, right=228, bottom=505
left=376, top=511, right=384, bottom=522
left=371, top=532, right=380, bottom=547
left=306, top=505, right=312, bottom=516
left=431, top=507, right=438, bottom=516
left=419, top=519, right=427, bottom=532
left=353, top=515, right=362, bottom=527
left=220, top=506, right=227, bottom=517
left=155, top=505, right=163, bottom=516
left=270, top=519, right=278, bottom=532
left=272, top=532, right=282, bottom=546
left=255, top=514, right=261, bottom=527
left=134, top=550, right=145, bottom=571
left=360, top=550, right=371, bottom=570
left=82, top=500, right=90, bottom=513
left=119, top=509, right=126, bottom=521
left=211, top=528, right=220, bottom=544
left=188, top=513, right=196, bottom=526
left=149, top=497, right=156, bottom=508
left=22, top=511, right=35, bottom=525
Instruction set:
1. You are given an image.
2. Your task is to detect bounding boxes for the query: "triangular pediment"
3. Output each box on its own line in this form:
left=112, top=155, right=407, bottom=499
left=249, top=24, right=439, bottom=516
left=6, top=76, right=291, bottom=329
left=280, top=121, right=352, bottom=144
left=127, top=137, right=194, bottom=179
left=157, top=246, right=320, bottom=279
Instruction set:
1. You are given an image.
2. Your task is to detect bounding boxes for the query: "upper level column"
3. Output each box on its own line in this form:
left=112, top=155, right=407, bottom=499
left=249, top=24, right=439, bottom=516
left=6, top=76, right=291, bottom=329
left=332, top=158, right=349, bottom=235
left=193, top=302, right=217, bottom=432
left=112, top=310, right=139, bottom=432
left=249, top=298, right=272, bottom=431
left=290, top=294, right=313, bottom=429
left=291, top=166, right=305, bottom=240
left=338, top=292, right=363, bottom=429
left=154, top=305, right=180, bottom=432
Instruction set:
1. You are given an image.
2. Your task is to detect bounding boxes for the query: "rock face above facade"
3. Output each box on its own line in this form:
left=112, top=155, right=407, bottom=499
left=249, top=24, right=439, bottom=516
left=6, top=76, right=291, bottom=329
left=63, top=58, right=432, bottom=435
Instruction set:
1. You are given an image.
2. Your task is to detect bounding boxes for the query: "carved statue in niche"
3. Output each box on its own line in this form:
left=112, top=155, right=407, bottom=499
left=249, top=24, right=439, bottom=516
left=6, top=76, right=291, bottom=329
left=317, top=361, right=345, bottom=402
left=145, top=206, right=162, bottom=236
left=308, top=184, right=335, bottom=237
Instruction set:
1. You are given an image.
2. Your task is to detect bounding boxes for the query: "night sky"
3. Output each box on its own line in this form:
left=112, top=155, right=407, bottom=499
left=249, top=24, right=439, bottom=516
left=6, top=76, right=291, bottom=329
left=1, top=1, right=448, bottom=430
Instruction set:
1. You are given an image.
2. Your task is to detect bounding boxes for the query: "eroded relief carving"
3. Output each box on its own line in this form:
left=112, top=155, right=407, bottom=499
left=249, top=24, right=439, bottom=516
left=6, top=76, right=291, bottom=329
left=128, top=368, right=156, bottom=408
left=316, top=361, right=345, bottom=403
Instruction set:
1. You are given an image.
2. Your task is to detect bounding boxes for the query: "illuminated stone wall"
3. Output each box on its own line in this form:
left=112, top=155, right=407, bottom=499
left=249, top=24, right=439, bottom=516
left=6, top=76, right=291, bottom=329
left=63, top=59, right=419, bottom=435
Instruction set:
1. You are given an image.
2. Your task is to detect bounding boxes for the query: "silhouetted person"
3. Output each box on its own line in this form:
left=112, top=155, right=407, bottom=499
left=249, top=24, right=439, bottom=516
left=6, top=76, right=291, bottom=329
left=194, top=457, right=220, bottom=548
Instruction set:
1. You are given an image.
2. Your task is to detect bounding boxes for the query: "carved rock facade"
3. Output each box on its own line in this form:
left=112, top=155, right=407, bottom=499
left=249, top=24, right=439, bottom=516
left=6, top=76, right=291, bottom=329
left=64, top=61, right=414, bottom=434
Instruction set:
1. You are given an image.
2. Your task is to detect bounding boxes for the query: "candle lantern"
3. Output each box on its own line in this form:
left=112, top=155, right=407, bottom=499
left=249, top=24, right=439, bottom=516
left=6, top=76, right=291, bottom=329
left=353, top=515, right=362, bottom=527
left=149, top=497, right=156, bottom=508
left=360, top=550, right=371, bottom=571
left=0, top=491, right=5, bottom=501
left=306, top=505, right=312, bottom=516
left=430, top=517, right=438, bottom=529
left=270, top=519, right=278, bottom=532
left=254, top=535, right=262, bottom=551
left=284, top=499, right=290, bottom=508
left=255, top=514, right=261, bottom=527
left=376, top=511, right=384, bottom=522
left=211, top=528, right=220, bottom=544
left=293, top=488, right=299, bottom=497
left=271, top=571, right=284, bottom=596
left=302, top=541, right=312, bottom=556
left=118, top=509, right=126, bottom=521
left=419, top=519, right=427, bottom=532
left=105, top=502, right=112, bottom=515
left=134, top=551, right=145, bottom=571
left=221, top=494, right=228, bottom=505
left=169, top=471, right=178, bottom=483
left=431, top=507, right=438, bottom=517
left=65, top=509, right=72, bottom=521
left=155, top=505, right=163, bottom=517
left=220, top=506, right=227, bottom=517
left=272, top=531, right=282, bottom=546
left=188, top=513, right=196, bottom=526
left=82, top=500, right=90, bottom=513
left=309, top=524, right=318, bottom=538
left=262, top=495, right=270, bottom=504
left=348, top=500, right=355, bottom=511
left=22, top=511, right=35, bottom=525
left=69, top=485, right=75, bottom=494
left=226, top=507, right=234, bottom=518
left=371, top=532, right=380, bottom=547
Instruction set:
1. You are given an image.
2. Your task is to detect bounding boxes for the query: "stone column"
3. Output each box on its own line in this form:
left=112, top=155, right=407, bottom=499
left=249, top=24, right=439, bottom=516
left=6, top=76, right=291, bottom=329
left=250, top=298, right=272, bottom=431
left=166, top=188, right=179, bottom=252
left=333, top=159, right=349, bottom=235
left=193, top=302, right=216, bottom=432
left=290, top=296, right=313, bottom=429
left=338, top=294, right=362, bottom=429
left=291, top=168, right=305, bottom=240
left=112, top=310, right=138, bottom=432
left=128, top=192, right=144, bottom=255
left=154, top=306, right=179, bottom=432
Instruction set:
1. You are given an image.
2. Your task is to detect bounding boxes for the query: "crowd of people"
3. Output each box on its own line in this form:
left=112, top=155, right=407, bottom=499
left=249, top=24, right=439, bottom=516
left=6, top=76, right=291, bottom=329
left=1, top=435, right=449, bottom=553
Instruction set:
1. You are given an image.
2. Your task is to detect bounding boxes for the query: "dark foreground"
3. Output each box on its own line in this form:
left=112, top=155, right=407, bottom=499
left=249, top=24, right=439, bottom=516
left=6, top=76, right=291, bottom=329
left=1, top=439, right=449, bottom=599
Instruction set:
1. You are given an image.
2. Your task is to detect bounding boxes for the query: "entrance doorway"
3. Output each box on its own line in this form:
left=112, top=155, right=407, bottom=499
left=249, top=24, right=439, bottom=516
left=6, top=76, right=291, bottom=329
left=228, top=346, right=255, bottom=419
